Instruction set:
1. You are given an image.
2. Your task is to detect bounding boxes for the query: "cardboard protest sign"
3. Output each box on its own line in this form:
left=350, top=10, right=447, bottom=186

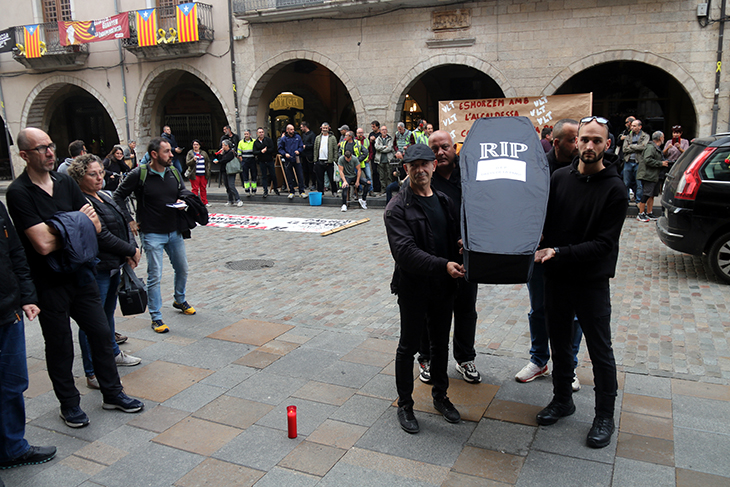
left=439, top=93, right=592, bottom=144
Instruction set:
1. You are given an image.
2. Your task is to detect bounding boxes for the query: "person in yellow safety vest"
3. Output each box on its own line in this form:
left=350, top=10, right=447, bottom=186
left=355, top=127, right=373, bottom=197
left=237, top=130, right=258, bottom=196
left=337, top=131, right=368, bottom=198
left=410, top=119, right=429, bottom=145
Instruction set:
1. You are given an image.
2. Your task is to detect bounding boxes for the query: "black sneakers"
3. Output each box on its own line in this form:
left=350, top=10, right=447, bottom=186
left=433, top=397, right=461, bottom=423
left=587, top=416, right=615, bottom=448
left=59, top=406, right=90, bottom=428
left=536, top=398, right=576, bottom=426
left=397, top=406, right=419, bottom=434
left=0, top=446, right=57, bottom=469
left=102, top=391, right=145, bottom=413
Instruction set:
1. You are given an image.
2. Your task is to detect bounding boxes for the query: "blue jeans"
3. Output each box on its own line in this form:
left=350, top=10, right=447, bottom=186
left=79, top=271, right=121, bottom=377
left=622, top=161, right=643, bottom=201
left=142, top=231, right=189, bottom=321
left=527, top=264, right=582, bottom=368
left=0, top=317, right=29, bottom=461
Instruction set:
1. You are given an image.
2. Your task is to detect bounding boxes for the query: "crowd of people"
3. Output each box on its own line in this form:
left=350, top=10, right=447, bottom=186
left=0, top=114, right=686, bottom=476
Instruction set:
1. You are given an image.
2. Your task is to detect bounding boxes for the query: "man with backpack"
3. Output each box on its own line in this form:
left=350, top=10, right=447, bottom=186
left=114, top=137, right=196, bottom=334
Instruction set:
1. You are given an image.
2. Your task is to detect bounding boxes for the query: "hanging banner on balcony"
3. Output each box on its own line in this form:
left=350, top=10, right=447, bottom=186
left=176, top=3, right=199, bottom=43
left=0, top=27, right=16, bottom=54
left=136, top=9, right=158, bottom=47
left=59, top=13, right=130, bottom=46
left=438, top=93, right=593, bottom=144
left=23, top=25, right=42, bottom=58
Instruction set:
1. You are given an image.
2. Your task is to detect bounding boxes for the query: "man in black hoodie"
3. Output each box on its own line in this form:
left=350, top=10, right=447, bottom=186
left=533, top=117, right=628, bottom=449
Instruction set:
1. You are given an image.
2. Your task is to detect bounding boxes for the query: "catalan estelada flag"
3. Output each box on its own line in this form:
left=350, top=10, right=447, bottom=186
left=136, top=8, right=157, bottom=47
left=176, top=3, right=199, bottom=43
left=24, top=25, right=42, bottom=58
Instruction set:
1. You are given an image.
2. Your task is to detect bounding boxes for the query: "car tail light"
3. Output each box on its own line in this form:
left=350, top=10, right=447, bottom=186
left=675, top=147, right=715, bottom=200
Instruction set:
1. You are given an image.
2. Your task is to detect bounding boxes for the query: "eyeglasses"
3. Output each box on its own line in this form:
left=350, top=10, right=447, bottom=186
left=580, top=116, right=609, bottom=125
left=28, top=143, right=56, bottom=154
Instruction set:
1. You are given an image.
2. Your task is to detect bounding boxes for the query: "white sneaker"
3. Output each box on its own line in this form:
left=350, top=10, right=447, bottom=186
left=224, top=202, right=231, bottom=207
left=205, top=203, right=211, bottom=207
left=236, top=200, right=243, bottom=207
left=115, top=351, right=141, bottom=367
left=300, top=193, right=307, bottom=198
left=515, top=362, right=549, bottom=383
left=288, top=193, right=295, bottom=199
left=572, top=374, right=581, bottom=392
left=358, top=198, right=367, bottom=210
left=340, top=204, right=347, bottom=212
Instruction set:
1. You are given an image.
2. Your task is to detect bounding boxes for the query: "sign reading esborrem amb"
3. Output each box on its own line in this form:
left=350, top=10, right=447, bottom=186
left=438, top=93, right=593, bottom=144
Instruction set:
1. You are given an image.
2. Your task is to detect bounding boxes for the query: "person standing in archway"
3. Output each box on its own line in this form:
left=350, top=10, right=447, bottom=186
left=300, top=122, right=316, bottom=191
left=161, top=126, right=184, bottom=176
left=253, top=127, right=278, bottom=198
left=278, top=124, right=307, bottom=199
left=313, top=123, right=337, bottom=197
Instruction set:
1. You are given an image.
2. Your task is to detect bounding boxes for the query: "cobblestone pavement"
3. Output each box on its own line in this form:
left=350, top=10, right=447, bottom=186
left=2, top=194, right=729, bottom=486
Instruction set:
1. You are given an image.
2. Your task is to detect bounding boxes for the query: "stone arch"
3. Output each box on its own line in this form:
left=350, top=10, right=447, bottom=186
left=21, top=76, right=123, bottom=140
left=543, top=50, right=703, bottom=124
left=135, top=63, right=235, bottom=146
left=388, top=54, right=515, bottom=126
left=241, top=51, right=365, bottom=130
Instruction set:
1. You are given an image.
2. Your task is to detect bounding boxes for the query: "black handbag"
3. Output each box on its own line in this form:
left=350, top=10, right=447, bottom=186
left=117, top=263, right=147, bottom=316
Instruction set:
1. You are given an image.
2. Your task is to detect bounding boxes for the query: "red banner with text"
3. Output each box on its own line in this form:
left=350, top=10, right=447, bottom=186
left=59, top=13, right=129, bottom=46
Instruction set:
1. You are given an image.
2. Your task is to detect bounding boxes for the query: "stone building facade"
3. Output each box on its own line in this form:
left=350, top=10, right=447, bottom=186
left=0, top=0, right=727, bottom=178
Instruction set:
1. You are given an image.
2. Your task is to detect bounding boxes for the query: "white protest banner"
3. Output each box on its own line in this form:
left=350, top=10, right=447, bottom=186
left=439, top=93, right=593, bottom=144
left=206, top=213, right=358, bottom=233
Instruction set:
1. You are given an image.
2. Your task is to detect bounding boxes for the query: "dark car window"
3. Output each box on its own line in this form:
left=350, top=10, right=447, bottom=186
left=702, top=150, right=730, bottom=181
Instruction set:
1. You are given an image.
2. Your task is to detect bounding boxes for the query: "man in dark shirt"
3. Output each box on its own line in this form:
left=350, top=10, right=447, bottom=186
left=114, top=137, right=195, bottom=334
left=415, top=130, right=481, bottom=385
left=534, top=117, right=628, bottom=449
left=253, top=127, right=278, bottom=197
left=384, top=144, right=465, bottom=434
left=220, top=125, right=240, bottom=153
left=161, top=125, right=184, bottom=176
left=6, top=128, right=144, bottom=429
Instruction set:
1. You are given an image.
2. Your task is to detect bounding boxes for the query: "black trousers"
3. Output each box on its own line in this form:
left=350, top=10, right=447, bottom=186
left=419, top=278, right=478, bottom=364
left=372, top=163, right=381, bottom=193
left=301, top=154, right=314, bottom=187
left=258, top=160, right=277, bottom=194
left=395, top=291, right=455, bottom=408
left=314, top=162, right=336, bottom=196
left=37, top=282, right=123, bottom=408
left=545, top=278, right=617, bottom=417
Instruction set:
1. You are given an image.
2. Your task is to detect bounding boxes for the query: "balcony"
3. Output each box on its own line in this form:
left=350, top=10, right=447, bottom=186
left=233, top=0, right=425, bottom=23
left=123, top=3, right=214, bottom=60
left=12, top=23, right=89, bottom=69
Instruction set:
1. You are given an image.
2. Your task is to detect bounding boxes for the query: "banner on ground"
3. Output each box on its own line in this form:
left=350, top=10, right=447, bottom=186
left=0, top=27, right=16, bottom=53
left=136, top=9, right=157, bottom=47
left=59, top=13, right=130, bottom=46
left=176, top=3, right=199, bottom=43
left=207, top=214, right=356, bottom=233
left=438, top=93, right=593, bottom=144
left=59, top=13, right=129, bottom=46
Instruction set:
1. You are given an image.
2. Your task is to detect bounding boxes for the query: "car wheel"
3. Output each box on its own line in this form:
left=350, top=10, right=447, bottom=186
left=708, top=232, right=730, bottom=284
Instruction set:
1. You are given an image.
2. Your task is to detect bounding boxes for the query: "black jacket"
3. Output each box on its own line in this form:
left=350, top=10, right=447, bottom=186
left=384, top=183, right=460, bottom=296
left=253, top=137, right=276, bottom=163
left=542, top=152, right=628, bottom=284
left=45, top=211, right=99, bottom=274
left=0, top=202, right=37, bottom=326
left=85, top=191, right=137, bottom=272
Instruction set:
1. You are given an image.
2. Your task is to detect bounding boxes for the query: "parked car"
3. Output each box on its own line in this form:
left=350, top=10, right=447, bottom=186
left=656, top=134, right=730, bottom=284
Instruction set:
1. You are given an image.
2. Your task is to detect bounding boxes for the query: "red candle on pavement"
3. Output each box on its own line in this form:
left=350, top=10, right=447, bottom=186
left=287, top=405, right=297, bottom=438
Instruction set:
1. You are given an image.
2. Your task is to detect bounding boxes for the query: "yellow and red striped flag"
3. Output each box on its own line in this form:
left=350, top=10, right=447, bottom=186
left=136, top=8, right=157, bottom=47
left=24, top=25, right=42, bottom=58
left=176, top=3, right=199, bottom=43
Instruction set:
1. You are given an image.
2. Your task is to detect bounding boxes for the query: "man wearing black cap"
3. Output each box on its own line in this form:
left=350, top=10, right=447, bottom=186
left=384, top=143, right=465, bottom=434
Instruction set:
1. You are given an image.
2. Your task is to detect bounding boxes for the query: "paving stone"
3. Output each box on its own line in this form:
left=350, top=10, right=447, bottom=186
left=264, top=347, right=342, bottom=380
left=15, top=463, right=90, bottom=487
left=674, top=427, right=730, bottom=477
left=208, top=319, right=294, bottom=346
left=227, top=371, right=308, bottom=405
left=164, top=337, right=253, bottom=370
left=121, top=360, right=213, bottom=403
left=619, top=411, right=673, bottom=440
left=127, top=405, right=190, bottom=433
left=161, top=382, right=226, bottom=412
left=515, top=451, right=613, bottom=487
left=193, top=394, right=274, bottom=430
left=307, top=419, right=368, bottom=449
left=623, top=373, right=672, bottom=399
left=621, top=393, right=672, bottom=418
left=252, top=466, right=320, bottom=487
left=329, top=394, right=392, bottom=427
left=174, top=458, right=265, bottom=487
left=357, top=373, right=398, bottom=401
left=615, top=432, right=675, bottom=467
left=676, top=467, right=730, bottom=487
left=318, top=461, right=438, bottom=487
left=298, top=330, right=366, bottom=354
left=673, top=394, right=730, bottom=435
left=468, top=418, right=536, bottom=456
left=441, top=471, right=511, bottom=486
left=153, top=416, right=243, bottom=456
left=452, top=445, right=524, bottom=484
left=234, top=350, right=281, bottom=369
left=60, top=455, right=107, bottom=477
left=97, top=424, right=158, bottom=451
left=411, top=378, right=498, bottom=423
left=315, top=360, right=382, bottom=389
left=611, top=457, right=676, bottom=487
left=212, top=424, right=303, bottom=471
left=291, top=381, right=358, bottom=406
left=199, top=363, right=256, bottom=388
left=355, top=407, right=476, bottom=467
left=90, top=442, right=204, bottom=487
left=531, top=417, right=618, bottom=463
left=278, top=440, right=346, bottom=476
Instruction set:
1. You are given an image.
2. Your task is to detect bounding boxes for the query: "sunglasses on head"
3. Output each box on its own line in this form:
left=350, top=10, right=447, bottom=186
left=580, top=116, right=609, bottom=125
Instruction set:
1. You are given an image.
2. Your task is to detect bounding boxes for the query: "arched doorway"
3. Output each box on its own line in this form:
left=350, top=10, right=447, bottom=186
left=136, top=67, right=232, bottom=155
left=244, top=58, right=357, bottom=139
left=399, top=65, right=505, bottom=130
left=554, top=61, right=698, bottom=139
left=45, top=86, right=120, bottom=159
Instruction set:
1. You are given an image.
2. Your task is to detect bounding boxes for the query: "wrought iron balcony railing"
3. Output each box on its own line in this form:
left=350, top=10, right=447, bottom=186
left=123, top=2, right=214, bottom=49
left=12, top=22, right=89, bottom=68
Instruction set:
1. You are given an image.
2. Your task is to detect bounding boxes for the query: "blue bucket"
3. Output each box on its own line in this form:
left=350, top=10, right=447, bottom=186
left=308, top=191, right=322, bottom=206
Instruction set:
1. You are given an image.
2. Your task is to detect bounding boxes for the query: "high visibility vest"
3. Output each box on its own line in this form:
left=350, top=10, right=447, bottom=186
left=339, top=140, right=363, bottom=160
left=237, top=139, right=255, bottom=158
left=412, top=129, right=428, bottom=145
